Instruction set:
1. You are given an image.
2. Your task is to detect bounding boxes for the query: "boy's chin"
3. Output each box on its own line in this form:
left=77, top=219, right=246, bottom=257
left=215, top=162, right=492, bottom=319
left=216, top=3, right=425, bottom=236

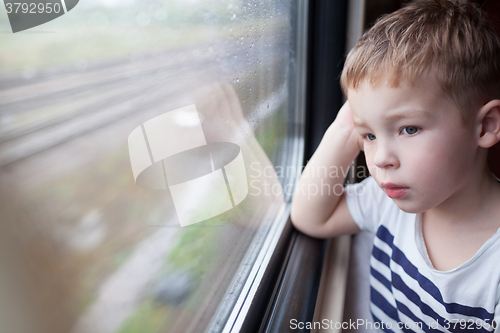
left=391, top=199, right=426, bottom=214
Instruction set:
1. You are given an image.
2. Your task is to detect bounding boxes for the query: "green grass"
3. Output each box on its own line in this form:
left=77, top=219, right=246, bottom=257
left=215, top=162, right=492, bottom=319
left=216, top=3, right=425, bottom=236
left=117, top=300, right=171, bottom=333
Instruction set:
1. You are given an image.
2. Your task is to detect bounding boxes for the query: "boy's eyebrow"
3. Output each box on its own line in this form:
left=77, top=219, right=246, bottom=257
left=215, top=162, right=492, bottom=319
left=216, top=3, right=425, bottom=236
left=353, top=118, right=369, bottom=128
left=353, top=109, right=432, bottom=127
left=385, top=109, right=432, bottom=122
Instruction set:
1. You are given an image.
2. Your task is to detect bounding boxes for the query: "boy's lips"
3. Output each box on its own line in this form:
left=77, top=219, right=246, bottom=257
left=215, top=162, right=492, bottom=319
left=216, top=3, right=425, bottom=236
left=381, top=182, right=409, bottom=199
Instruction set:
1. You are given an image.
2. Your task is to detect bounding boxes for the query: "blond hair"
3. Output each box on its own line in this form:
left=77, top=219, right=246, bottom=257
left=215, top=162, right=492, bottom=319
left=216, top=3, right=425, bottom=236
left=341, top=0, right=500, bottom=123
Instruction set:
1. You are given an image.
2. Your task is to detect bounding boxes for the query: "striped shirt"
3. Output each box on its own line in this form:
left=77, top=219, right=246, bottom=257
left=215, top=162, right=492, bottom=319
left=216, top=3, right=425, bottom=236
left=346, top=177, right=500, bottom=333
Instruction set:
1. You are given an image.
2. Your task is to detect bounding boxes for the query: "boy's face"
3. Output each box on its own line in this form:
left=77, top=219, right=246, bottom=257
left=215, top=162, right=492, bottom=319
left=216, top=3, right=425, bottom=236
left=348, top=78, right=480, bottom=214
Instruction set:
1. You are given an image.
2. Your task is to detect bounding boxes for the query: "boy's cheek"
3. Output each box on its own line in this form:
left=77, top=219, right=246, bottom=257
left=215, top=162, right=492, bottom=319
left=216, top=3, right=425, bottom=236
left=365, top=160, right=378, bottom=178
left=363, top=149, right=375, bottom=166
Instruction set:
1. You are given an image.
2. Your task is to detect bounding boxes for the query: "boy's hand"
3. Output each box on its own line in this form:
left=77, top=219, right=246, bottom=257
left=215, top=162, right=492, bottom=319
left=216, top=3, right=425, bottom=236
left=329, top=101, right=364, bottom=154
left=291, top=100, right=362, bottom=238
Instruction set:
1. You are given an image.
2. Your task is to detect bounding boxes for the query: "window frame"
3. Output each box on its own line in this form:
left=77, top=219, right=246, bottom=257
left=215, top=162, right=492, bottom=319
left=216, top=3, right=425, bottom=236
left=236, top=1, right=349, bottom=332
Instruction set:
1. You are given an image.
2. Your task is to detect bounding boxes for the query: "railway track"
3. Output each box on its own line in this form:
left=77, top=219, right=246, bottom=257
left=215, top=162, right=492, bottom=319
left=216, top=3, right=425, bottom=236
left=0, top=35, right=285, bottom=167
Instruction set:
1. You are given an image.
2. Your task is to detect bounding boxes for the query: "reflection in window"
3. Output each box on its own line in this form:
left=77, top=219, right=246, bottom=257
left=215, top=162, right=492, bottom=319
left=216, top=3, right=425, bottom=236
left=0, top=0, right=305, bottom=332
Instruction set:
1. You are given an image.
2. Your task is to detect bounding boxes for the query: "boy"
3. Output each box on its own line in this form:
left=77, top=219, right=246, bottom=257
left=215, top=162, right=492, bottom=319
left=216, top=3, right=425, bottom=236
left=291, top=0, right=500, bottom=331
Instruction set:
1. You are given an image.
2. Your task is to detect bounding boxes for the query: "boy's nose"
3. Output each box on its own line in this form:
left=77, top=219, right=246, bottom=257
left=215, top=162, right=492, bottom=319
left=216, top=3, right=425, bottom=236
left=373, top=143, right=399, bottom=169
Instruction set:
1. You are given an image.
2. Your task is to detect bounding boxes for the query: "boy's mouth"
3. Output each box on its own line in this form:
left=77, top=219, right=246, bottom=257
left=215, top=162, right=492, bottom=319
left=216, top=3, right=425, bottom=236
left=381, top=183, right=409, bottom=199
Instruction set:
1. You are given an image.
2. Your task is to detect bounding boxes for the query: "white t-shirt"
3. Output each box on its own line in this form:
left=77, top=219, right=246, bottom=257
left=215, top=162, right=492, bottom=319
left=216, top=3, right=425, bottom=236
left=345, top=176, right=500, bottom=333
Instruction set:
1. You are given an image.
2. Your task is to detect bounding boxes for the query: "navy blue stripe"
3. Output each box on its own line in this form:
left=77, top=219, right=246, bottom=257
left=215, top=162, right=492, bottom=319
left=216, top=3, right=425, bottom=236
left=376, top=224, right=395, bottom=244
left=392, top=272, right=452, bottom=330
left=370, top=290, right=415, bottom=333
left=374, top=225, right=495, bottom=321
left=374, top=274, right=492, bottom=333
left=371, top=266, right=392, bottom=291
left=396, top=295, right=492, bottom=333
left=373, top=244, right=391, bottom=267
left=378, top=270, right=492, bottom=333
left=394, top=300, right=431, bottom=333
left=371, top=286, right=400, bottom=322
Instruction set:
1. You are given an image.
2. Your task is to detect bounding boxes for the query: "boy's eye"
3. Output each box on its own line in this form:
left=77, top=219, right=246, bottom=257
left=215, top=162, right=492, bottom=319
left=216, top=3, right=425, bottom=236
left=401, top=126, right=419, bottom=135
left=366, top=133, right=376, bottom=141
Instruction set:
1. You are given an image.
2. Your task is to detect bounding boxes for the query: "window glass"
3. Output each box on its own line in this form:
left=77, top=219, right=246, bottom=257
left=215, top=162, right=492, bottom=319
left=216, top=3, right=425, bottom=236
left=0, top=0, right=304, bottom=332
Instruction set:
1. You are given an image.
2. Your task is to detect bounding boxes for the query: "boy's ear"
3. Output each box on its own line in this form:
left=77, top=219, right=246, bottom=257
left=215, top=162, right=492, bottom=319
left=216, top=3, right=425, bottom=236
left=477, top=99, right=500, bottom=148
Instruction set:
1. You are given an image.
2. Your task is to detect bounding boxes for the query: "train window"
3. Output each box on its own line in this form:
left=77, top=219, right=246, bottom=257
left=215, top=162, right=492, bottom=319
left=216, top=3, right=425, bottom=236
left=0, top=0, right=307, bottom=332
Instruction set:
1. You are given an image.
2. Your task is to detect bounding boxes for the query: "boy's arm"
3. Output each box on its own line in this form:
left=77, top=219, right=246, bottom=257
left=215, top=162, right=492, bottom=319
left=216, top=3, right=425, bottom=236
left=290, top=102, right=362, bottom=238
